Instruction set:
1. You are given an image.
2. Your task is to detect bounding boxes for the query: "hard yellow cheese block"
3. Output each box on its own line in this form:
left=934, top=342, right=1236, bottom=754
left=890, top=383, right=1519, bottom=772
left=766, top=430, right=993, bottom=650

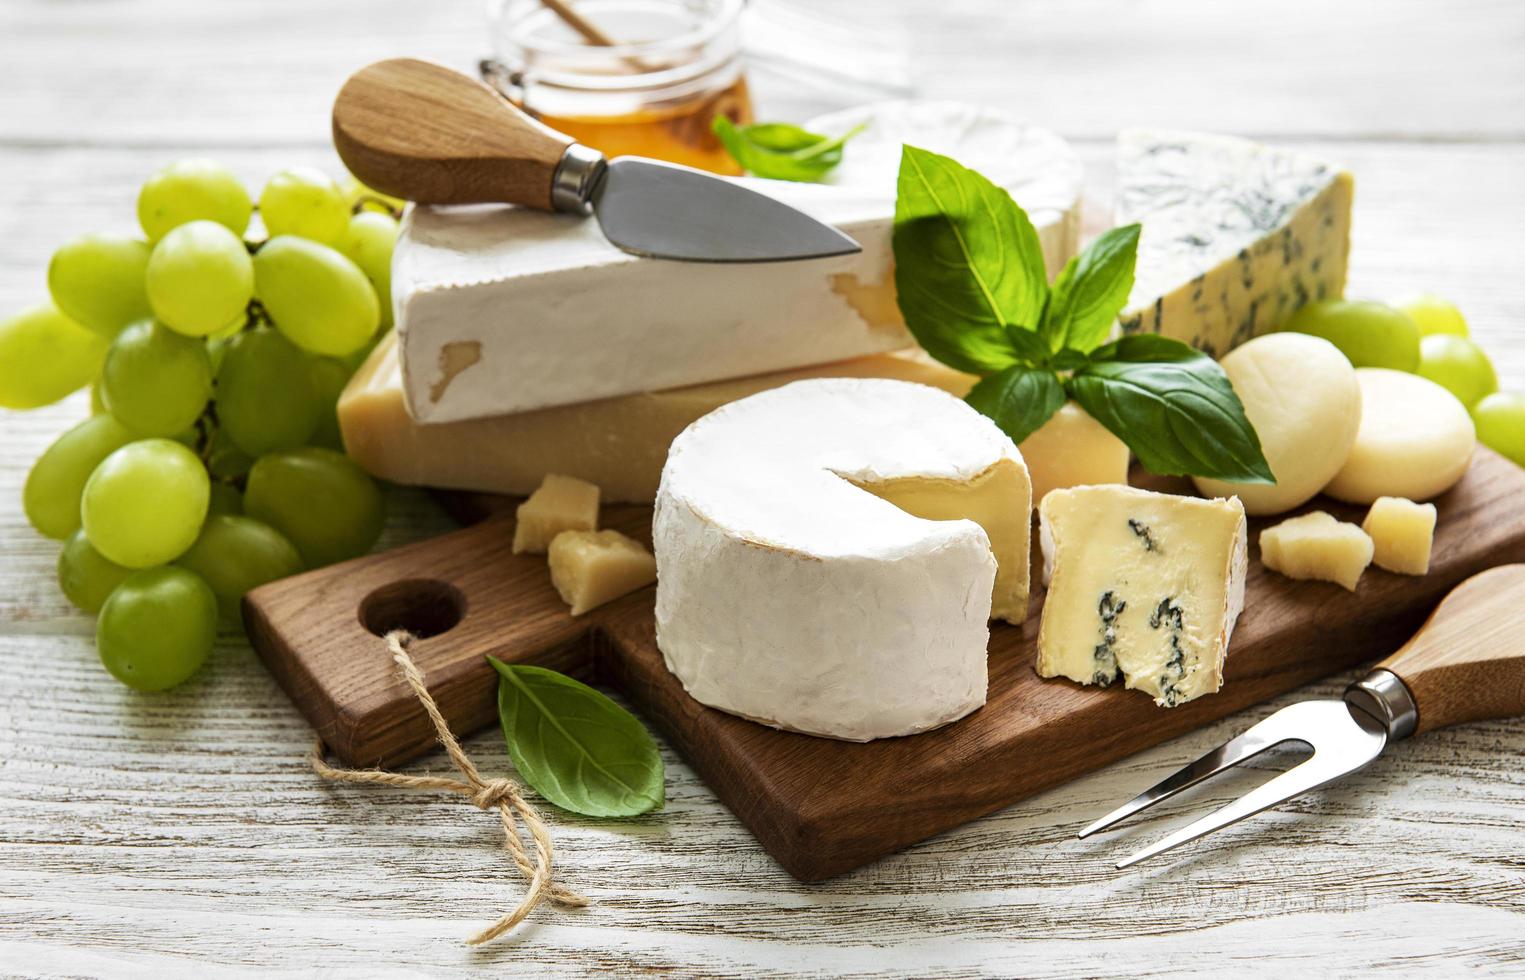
left=548, top=530, right=657, bottom=616
left=512, top=474, right=599, bottom=554
left=339, top=333, right=1126, bottom=508
left=1259, top=511, right=1373, bottom=591
left=1362, top=496, right=1437, bottom=576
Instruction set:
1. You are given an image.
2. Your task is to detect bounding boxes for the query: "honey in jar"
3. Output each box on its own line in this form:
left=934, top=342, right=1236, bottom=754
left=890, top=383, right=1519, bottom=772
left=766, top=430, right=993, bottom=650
left=486, top=0, right=754, bottom=176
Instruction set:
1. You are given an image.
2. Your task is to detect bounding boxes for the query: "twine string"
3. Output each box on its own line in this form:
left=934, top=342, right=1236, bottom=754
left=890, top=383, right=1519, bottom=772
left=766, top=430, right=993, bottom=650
left=309, top=629, right=588, bottom=945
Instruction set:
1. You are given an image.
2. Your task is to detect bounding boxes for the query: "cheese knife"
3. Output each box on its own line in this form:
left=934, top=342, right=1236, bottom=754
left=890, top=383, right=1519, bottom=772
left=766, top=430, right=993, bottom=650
left=331, top=58, right=861, bottom=263
left=1081, top=563, right=1525, bottom=867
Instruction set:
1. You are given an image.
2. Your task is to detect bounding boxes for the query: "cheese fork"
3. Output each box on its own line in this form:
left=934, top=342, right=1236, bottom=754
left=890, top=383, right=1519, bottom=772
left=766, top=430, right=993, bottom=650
left=1081, top=563, right=1525, bottom=868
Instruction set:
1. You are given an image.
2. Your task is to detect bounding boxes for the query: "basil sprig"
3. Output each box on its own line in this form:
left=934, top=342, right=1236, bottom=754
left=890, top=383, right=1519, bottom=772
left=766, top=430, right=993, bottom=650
left=892, top=144, right=1273, bottom=484
left=713, top=117, right=865, bottom=183
left=489, top=658, right=664, bottom=818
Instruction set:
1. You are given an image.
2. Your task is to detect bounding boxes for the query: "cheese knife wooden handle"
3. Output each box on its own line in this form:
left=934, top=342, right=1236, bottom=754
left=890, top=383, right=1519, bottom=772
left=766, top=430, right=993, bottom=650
left=1356, top=563, right=1525, bottom=736
left=332, top=58, right=594, bottom=212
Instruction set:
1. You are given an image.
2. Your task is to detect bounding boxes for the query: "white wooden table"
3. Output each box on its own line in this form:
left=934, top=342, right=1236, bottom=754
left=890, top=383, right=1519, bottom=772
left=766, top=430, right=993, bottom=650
left=2, top=1, right=1523, bottom=975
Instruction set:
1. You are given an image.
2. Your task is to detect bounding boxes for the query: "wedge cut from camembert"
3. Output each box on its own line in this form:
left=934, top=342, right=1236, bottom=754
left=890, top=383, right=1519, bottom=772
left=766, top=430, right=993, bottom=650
left=1116, top=129, right=1353, bottom=357
left=654, top=378, right=1031, bottom=741
left=1037, top=486, right=1247, bottom=707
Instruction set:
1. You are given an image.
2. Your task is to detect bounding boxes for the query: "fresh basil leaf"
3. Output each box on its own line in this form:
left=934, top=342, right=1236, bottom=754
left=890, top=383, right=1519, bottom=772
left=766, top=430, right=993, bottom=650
left=488, top=658, right=664, bottom=818
left=1041, top=224, right=1141, bottom=353
left=1067, top=335, right=1274, bottom=483
left=1004, top=324, right=1052, bottom=366
left=712, top=117, right=863, bottom=183
left=965, top=365, right=1065, bottom=444
left=892, top=144, right=1049, bottom=374
left=1050, top=347, right=1090, bottom=372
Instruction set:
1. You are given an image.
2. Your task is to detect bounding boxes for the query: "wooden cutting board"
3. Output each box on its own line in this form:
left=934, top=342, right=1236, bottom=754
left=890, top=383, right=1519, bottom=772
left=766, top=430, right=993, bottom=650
left=243, top=448, right=1525, bottom=882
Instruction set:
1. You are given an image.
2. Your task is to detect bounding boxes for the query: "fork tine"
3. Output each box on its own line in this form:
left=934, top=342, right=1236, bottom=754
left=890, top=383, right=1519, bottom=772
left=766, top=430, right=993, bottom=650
left=1077, top=703, right=1309, bottom=839
left=1114, top=746, right=1361, bottom=868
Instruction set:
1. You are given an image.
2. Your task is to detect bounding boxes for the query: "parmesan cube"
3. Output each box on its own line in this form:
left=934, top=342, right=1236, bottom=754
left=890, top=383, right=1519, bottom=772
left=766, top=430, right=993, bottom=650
left=548, top=530, right=657, bottom=616
left=512, top=474, right=600, bottom=554
left=1362, top=496, right=1437, bottom=576
left=1259, top=511, right=1373, bottom=591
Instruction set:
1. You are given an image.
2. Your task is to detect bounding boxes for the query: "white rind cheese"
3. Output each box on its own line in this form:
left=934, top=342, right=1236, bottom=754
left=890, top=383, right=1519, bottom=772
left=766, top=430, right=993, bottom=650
left=806, top=100, right=1084, bottom=276
left=1116, top=129, right=1354, bottom=357
left=394, top=103, right=1084, bottom=424
left=1037, top=486, right=1247, bottom=707
left=653, top=378, right=1031, bottom=741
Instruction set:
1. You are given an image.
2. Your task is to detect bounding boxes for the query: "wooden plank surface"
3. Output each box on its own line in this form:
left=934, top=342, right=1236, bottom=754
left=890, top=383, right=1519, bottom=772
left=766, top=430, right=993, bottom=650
left=245, top=452, right=1525, bottom=882
left=2, top=0, right=1524, bottom=975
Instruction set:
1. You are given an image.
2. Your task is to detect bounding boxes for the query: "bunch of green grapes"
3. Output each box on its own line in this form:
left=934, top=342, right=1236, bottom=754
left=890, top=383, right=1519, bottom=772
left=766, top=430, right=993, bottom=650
left=1283, top=293, right=1525, bottom=466
left=4, top=159, right=403, bottom=691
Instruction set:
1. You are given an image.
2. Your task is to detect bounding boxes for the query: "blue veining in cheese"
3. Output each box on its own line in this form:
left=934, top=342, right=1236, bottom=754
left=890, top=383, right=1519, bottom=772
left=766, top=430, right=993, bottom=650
left=1115, top=129, right=1354, bottom=358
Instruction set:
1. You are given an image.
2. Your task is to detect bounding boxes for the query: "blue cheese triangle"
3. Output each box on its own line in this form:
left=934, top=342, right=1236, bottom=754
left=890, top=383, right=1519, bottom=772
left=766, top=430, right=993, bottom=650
left=1036, top=486, right=1247, bottom=707
left=1116, top=129, right=1353, bottom=358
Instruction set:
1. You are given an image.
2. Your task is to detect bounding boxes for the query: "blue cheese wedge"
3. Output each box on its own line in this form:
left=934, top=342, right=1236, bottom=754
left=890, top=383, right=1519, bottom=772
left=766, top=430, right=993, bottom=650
left=1037, top=486, right=1248, bottom=707
left=1116, top=129, right=1354, bottom=357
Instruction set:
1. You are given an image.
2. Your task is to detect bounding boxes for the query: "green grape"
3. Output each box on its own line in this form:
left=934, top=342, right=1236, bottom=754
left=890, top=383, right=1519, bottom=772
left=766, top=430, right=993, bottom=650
left=259, top=167, right=350, bottom=245
left=253, top=236, right=379, bottom=357
left=82, top=439, right=210, bottom=568
left=1472, top=392, right=1525, bottom=467
left=145, top=221, right=255, bottom=337
left=244, top=447, right=384, bottom=567
left=57, top=529, right=134, bottom=613
left=1281, top=299, right=1420, bottom=371
left=342, top=174, right=406, bottom=214
left=24, top=414, right=135, bottom=540
left=206, top=428, right=254, bottom=480
left=176, top=515, right=304, bottom=622
left=307, top=355, right=353, bottom=450
left=47, top=233, right=152, bottom=337
left=216, top=327, right=321, bottom=454
left=97, top=567, right=216, bottom=691
left=89, top=380, right=107, bottom=415
left=1394, top=292, right=1469, bottom=337
left=1416, top=334, right=1496, bottom=408
left=340, top=211, right=398, bottom=329
left=99, top=320, right=213, bottom=435
left=0, top=304, right=108, bottom=409
left=207, top=481, right=244, bottom=518
left=137, top=159, right=252, bottom=241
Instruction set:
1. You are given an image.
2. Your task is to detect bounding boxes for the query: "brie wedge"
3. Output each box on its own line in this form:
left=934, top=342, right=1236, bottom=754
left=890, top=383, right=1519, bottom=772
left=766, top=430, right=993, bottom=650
left=1037, top=486, right=1247, bottom=707
left=654, top=378, right=1031, bottom=741
left=394, top=103, right=1083, bottom=423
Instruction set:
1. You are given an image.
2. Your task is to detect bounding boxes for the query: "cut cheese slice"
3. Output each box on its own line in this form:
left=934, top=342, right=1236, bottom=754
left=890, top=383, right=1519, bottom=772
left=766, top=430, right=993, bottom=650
left=340, top=333, right=1122, bottom=510
left=654, top=378, right=1031, bottom=741
left=1260, top=511, right=1374, bottom=591
left=511, top=474, right=599, bottom=554
left=1324, top=368, right=1476, bottom=504
left=548, top=529, right=657, bottom=616
left=1037, top=485, right=1247, bottom=707
left=1116, top=130, right=1353, bottom=357
left=394, top=104, right=1083, bottom=423
left=1362, top=497, right=1437, bottom=576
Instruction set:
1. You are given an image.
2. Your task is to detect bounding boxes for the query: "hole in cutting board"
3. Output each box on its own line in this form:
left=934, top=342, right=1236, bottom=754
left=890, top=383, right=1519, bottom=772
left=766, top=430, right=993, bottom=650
left=359, top=579, right=467, bottom=639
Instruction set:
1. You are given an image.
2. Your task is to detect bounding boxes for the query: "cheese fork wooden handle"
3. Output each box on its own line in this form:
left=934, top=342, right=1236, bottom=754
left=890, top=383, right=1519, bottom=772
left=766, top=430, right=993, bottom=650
left=1368, top=562, right=1525, bottom=735
left=332, top=58, right=595, bottom=212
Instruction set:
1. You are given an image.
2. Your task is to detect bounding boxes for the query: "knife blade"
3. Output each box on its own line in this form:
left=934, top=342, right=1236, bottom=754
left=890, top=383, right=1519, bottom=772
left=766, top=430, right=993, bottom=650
left=332, top=59, right=861, bottom=264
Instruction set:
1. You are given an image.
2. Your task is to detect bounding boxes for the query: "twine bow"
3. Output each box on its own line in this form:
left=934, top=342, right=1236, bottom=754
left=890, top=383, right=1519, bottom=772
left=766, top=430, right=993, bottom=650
left=309, top=629, right=588, bottom=945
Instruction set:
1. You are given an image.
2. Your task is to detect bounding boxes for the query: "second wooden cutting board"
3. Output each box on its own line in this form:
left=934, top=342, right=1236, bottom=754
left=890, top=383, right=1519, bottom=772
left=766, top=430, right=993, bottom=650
left=244, top=449, right=1525, bottom=882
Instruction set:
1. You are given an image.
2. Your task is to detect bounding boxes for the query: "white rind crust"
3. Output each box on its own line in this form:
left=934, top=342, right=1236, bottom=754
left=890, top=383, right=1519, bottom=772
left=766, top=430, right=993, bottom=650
left=654, top=378, right=1027, bottom=741
left=394, top=102, right=1084, bottom=424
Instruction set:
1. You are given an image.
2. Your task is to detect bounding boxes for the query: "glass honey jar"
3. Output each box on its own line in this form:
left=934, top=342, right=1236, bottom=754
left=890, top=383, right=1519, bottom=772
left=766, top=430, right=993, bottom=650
left=484, top=0, right=754, bottom=175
